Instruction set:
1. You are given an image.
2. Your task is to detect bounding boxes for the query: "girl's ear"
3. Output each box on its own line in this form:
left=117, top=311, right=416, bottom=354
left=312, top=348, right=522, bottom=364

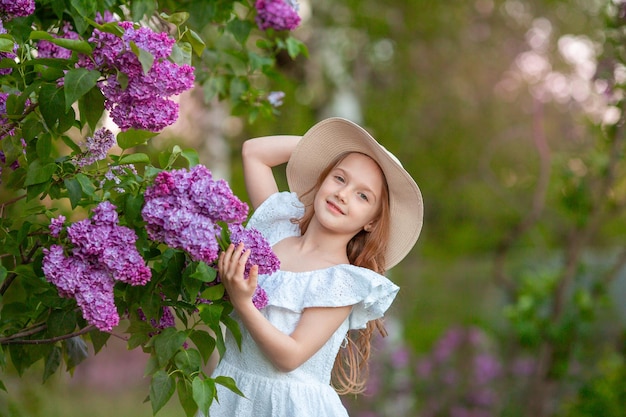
left=364, top=221, right=375, bottom=232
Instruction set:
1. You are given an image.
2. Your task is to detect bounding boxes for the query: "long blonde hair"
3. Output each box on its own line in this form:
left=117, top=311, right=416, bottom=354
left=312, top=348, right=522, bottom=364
left=295, top=152, right=392, bottom=395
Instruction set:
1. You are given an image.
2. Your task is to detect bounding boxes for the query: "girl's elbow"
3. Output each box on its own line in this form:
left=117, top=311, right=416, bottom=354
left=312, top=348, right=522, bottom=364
left=272, top=354, right=306, bottom=373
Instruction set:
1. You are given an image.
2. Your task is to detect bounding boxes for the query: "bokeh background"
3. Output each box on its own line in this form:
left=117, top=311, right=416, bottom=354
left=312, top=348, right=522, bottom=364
left=3, top=0, right=625, bottom=416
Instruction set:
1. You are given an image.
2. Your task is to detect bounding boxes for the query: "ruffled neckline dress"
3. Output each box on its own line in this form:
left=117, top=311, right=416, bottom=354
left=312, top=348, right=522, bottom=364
left=208, top=192, right=400, bottom=416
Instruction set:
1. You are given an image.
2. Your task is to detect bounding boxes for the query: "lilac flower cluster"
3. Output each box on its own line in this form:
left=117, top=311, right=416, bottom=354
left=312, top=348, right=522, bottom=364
left=0, top=0, right=35, bottom=20
left=74, top=128, right=116, bottom=167
left=228, top=224, right=280, bottom=278
left=255, top=0, right=301, bottom=31
left=142, top=165, right=249, bottom=263
left=42, top=202, right=151, bottom=331
left=0, top=20, right=16, bottom=76
left=37, top=22, right=80, bottom=59
left=77, top=21, right=195, bottom=132
left=142, top=165, right=278, bottom=309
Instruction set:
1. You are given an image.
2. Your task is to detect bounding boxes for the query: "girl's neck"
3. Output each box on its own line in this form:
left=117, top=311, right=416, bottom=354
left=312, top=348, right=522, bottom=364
left=273, top=226, right=351, bottom=272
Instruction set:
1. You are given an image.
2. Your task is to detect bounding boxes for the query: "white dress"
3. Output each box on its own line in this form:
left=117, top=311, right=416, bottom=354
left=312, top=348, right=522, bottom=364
left=208, top=192, right=400, bottom=417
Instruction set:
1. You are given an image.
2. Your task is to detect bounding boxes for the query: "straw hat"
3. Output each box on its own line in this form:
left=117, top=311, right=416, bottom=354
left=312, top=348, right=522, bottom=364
left=286, top=117, right=423, bottom=270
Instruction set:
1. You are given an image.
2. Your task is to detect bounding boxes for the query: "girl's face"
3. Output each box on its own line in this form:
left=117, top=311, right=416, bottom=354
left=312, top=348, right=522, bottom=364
left=313, top=153, right=385, bottom=237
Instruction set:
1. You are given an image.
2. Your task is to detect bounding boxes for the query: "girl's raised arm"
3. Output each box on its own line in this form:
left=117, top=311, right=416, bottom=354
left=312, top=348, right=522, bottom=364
left=241, top=135, right=301, bottom=210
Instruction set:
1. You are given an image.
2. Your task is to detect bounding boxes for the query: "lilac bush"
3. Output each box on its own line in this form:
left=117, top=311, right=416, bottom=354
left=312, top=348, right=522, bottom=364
left=0, top=0, right=307, bottom=414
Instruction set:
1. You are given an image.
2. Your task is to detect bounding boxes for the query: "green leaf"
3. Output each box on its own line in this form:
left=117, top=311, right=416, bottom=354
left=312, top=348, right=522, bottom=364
left=192, top=377, right=215, bottom=415
left=36, top=134, right=52, bottom=161
left=123, top=193, right=145, bottom=226
left=29, top=32, right=92, bottom=54
left=64, top=177, right=82, bottom=208
left=226, top=19, right=252, bottom=44
left=63, top=336, right=89, bottom=370
left=215, top=376, right=244, bottom=397
left=39, top=84, right=65, bottom=128
left=47, top=309, right=77, bottom=337
left=150, top=370, right=176, bottom=414
left=181, top=148, right=199, bottom=167
left=189, top=330, right=216, bottom=365
left=42, top=346, right=62, bottom=383
left=25, top=160, right=57, bottom=186
left=286, top=36, right=308, bottom=59
left=22, top=118, right=45, bottom=143
left=200, top=283, right=224, bottom=301
left=64, top=68, right=101, bottom=111
left=118, top=153, right=150, bottom=165
left=130, top=0, right=156, bottom=21
left=190, top=262, right=217, bottom=283
left=130, top=42, right=154, bottom=74
left=75, top=173, right=96, bottom=197
left=174, top=348, right=202, bottom=376
left=170, top=42, right=192, bottom=66
left=182, top=29, right=206, bottom=57
left=69, top=0, right=97, bottom=17
left=198, top=303, right=223, bottom=331
left=176, top=378, right=197, bottom=417
left=0, top=37, right=14, bottom=53
left=0, top=266, right=7, bottom=286
left=61, top=135, right=82, bottom=154
left=78, top=87, right=105, bottom=132
left=221, top=314, right=242, bottom=350
left=153, top=327, right=187, bottom=367
left=89, top=329, right=111, bottom=354
left=117, top=129, right=158, bottom=150
left=159, top=11, right=189, bottom=26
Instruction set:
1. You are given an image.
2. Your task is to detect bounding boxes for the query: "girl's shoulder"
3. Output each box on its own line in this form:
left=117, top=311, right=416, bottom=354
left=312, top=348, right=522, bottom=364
left=246, top=191, right=303, bottom=245
left=260, top=265, right=400, bottom=330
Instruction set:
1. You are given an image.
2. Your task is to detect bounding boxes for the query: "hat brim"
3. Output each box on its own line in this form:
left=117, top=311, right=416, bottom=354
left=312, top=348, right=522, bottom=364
left=286, top=117, right=423, bottom=270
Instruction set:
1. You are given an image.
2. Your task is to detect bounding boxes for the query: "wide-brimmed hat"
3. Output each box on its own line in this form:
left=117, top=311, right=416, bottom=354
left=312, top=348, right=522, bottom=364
left=286, top=117, right=423, bottom=270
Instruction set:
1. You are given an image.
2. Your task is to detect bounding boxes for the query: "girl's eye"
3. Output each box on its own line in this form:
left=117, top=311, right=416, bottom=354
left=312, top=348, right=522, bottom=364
left=359, top=192, right=369, bottom=201
left=334, top=175, right=345, bottom=183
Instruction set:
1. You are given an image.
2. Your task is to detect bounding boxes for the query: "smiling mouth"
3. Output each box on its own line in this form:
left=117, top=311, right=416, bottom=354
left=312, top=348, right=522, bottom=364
left=327, top=200, right=345, bottom=215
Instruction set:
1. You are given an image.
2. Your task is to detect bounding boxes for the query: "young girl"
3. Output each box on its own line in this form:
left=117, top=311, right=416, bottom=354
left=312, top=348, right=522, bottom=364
left=209, top=117, right=423, bottom=416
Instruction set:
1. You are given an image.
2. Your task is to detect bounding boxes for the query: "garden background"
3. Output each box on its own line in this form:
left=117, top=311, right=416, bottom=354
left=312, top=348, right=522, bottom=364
left=1, top=0, right=625, bottom=416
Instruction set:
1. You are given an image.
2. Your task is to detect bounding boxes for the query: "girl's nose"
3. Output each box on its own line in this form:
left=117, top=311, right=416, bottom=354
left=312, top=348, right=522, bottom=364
left=335, top=188, right=347, bottom=202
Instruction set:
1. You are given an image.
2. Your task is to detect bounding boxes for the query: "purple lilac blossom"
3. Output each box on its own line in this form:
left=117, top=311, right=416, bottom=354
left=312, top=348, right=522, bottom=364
left=49, top=215, right=66, bottom=237
left=75, top=128, right=116, bottom=167
left=42, top=202, right=151, bottom=331
left=228, top=224, right=280, bottom=278
left=77, top=21, right=195, bottom=132
left=0, top=0, right=35, bottom=20
left=252, top=286, right=269, bottom=310
left=142, top=165, right=249, bottom=264
left=142, top=165, right=274, bottom=309
left=37, top=22, right=80, bottom=59
left=255, top=0, right=301, bottom=31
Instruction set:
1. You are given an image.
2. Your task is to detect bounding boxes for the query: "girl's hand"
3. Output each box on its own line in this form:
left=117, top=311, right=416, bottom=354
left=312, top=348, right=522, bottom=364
left=218, top=243, right=259, bottom=309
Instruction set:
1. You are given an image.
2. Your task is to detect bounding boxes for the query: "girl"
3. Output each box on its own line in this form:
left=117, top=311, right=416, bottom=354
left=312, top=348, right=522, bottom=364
left=210, top=117, right=423, bottom=416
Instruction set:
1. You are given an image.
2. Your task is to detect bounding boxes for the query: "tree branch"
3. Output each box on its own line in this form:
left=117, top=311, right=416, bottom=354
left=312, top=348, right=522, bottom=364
left=0, top=324, right=97, bottom=345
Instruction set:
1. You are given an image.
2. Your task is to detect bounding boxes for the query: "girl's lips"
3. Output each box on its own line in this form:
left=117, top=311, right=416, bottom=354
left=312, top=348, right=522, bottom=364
left=326, top=200, right=344, bottom=215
